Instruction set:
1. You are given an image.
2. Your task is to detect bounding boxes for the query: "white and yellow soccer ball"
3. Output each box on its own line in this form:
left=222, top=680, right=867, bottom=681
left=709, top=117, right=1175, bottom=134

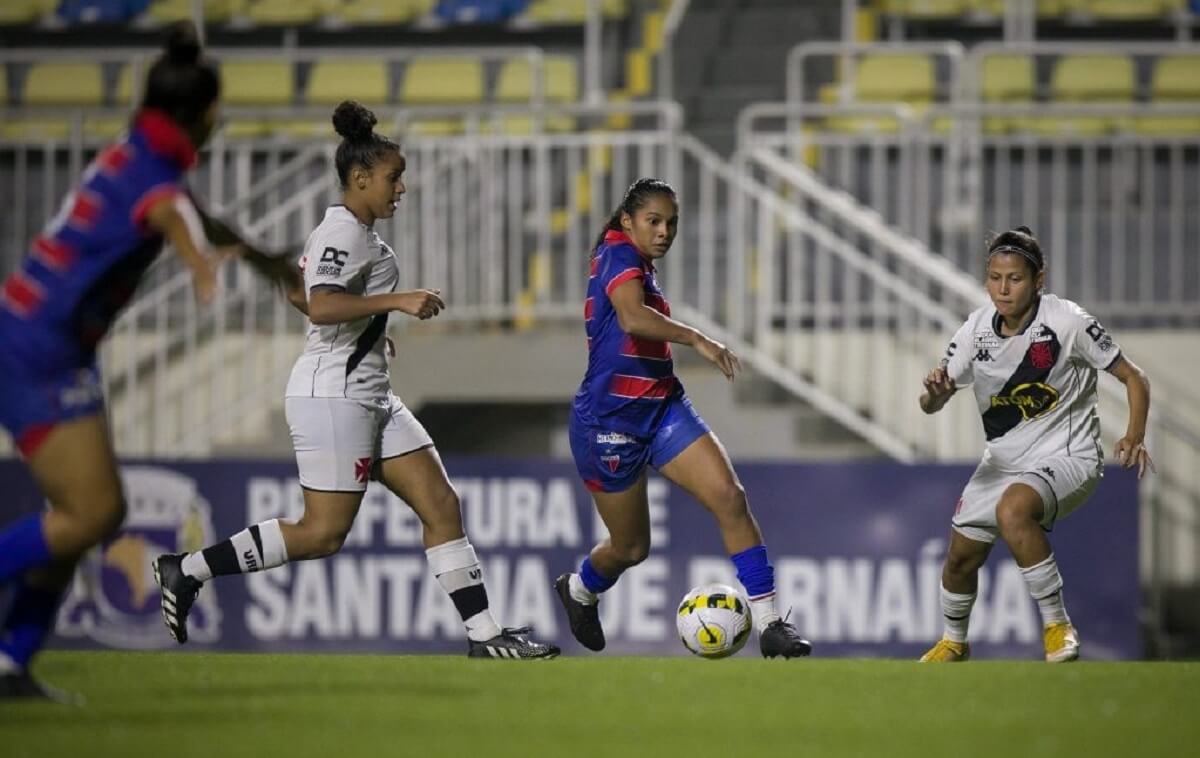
left=676, top=583, right=752, bottom=659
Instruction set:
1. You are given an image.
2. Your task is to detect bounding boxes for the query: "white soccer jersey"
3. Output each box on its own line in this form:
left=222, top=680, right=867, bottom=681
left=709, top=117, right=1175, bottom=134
left=940, top=294, right=1121, bottom=472
left=285, top=205, right=398, bottom=400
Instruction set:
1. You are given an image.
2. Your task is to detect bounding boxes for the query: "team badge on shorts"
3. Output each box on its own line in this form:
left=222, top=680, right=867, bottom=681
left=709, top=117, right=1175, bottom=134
left=601, top=454, right=621, bottom=473
left=55, top=466, right=221, bottom=649
left=355, top=456, right=373, bottom=484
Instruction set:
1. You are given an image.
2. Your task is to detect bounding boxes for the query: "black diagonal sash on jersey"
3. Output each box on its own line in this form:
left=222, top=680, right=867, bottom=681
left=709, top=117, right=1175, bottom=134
left=346, top=313, right=388, bottom=377
left=981, top=326, right=1062, bottom=441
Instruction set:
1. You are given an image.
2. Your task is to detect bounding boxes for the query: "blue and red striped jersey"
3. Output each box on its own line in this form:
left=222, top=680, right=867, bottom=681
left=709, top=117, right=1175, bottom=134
left=572, top=230, right=680, bottom=436
left=0, top=109, right=196, bottom=375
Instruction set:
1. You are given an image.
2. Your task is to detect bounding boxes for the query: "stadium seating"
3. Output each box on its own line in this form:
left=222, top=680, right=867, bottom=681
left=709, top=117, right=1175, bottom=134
left=0, top=0, right=56, bottom=24
left=1137, top=54, right=1200, bottom=134
left=494, top=55, right=578, bottom=132
left=333, top=0, right=430, bottom=25
left=306, top=58, right=389, bottom=105
left=880, top=0, right=967, bottom=19
left=827, top=53, right=935, bottom=133
left=145, top=0, right=244, bottom=23
left=400, top=57, right=485, bottom=104
left=435, top=0, right=530, bottom=24
left=1063, top=0, right=1184, bottom=19
left=521, top=0, right=628, bottom=25
left=980, top=54, right=1035, bottom=133
left=23, top=62, right=106, bottom=106
left=244, top=0, right=325, bottom=25
left=1031, top=53, right=1135, bottom=134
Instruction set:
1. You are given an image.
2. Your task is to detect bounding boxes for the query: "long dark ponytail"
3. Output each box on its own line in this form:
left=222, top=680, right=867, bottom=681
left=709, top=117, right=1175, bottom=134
left=592, top=178, right=677, bottom=254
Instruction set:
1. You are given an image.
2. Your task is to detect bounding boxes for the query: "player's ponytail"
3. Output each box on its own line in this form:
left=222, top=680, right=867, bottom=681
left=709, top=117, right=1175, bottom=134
left=987, top=225, right=1045, bottom=275
left=591, top=178, right=677, bottom=255
left=332, top=100, right=401, bottom=189
left=141, top=21, right=220, bottom=130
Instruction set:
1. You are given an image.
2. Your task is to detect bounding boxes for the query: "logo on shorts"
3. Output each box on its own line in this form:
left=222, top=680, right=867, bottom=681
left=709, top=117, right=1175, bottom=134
left=596, top=432, right=632, bottom=446
left=55, top=466, right=221, bottom=649
left=600, top=454, right=621, bottom=473
left=354, top=457, right=373, bottom=484
left=1040, top=466, right=1056, bottom=480
left=954, top=497, right=965, bottom=515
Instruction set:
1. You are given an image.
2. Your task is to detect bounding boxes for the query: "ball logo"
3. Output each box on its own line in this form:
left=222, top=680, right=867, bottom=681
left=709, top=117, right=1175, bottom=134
left=694, top=623, right=726, bottom=652
left=56, top=466, right=221, bottom=649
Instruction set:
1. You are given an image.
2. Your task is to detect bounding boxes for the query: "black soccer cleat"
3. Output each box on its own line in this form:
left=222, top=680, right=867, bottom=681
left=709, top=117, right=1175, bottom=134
left=467, top=627, right=560, bottom=660
left=153, top=553, right=203, bottom=645
left=554, top=573, right=605, bottom=651
left=0, top=671, right=84, bottom=705
left=759, top=619, right=813, bottom=659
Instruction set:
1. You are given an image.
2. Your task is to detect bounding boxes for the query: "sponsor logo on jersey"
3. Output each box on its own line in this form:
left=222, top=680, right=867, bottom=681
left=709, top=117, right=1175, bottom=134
left=316, top=246, right=350, bottom=276
left=56, top=466, right=221, bottom=649
left=1031, top=323, right=1054, bottom=343
left=974, top=331, right=1001, bottom=351
left=596, top=432, right=633, bottom=446
left=989, top=381, right=1060, bottom=420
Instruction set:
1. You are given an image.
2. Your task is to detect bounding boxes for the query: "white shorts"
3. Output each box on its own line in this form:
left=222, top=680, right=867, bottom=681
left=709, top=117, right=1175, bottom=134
left=951, top=455, right=1102, bottom=544
left=285, top=394, right=434, bottom=492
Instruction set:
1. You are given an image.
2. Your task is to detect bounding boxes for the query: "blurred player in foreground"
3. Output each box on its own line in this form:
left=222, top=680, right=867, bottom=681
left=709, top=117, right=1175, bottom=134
left=554, top=178, right=812, bottom=658
left=154, top=101, right=558, bottom=660
left=0, top=23, right=299, bottom=700
left=919, top=226, right=1154, bottom=663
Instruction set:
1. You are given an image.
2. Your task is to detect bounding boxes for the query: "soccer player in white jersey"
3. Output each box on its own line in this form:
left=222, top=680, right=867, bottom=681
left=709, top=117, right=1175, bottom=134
left=153, top=101, right=558, bottom=659
left=918, top=225, right=1154, bottom=663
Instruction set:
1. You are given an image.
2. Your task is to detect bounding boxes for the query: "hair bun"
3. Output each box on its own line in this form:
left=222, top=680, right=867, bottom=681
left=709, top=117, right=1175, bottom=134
left=164, top=21, right=202, bottom=65
left=332, top=100, right=378, bottom=142
left=1015, top=225, right=1034, bottom=236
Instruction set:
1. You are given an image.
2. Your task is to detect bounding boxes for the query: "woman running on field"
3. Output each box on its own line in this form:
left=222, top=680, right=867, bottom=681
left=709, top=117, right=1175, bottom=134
left=155, top=101, right=558, bottom=660
left=0, top=23, right=298, bottom=700
left=554, top=178, right=812, bottom=658
left=919, top=225, right=1154, bottom=663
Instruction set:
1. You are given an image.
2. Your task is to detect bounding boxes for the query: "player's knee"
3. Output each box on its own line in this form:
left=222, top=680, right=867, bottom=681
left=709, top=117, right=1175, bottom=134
left=945, top=549, right=981, bottom=577
left=712, top=480, right=749, bottom=521
left=995, top=497, right=1036, bottom=534
left=81, top=495, right=126, bottom=544
left=311, top=528, right=350, bottom=558
left=612, top=541, right=651, bottom=568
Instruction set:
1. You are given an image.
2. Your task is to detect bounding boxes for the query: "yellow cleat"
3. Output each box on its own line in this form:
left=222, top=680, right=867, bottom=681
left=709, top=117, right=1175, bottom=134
left=919, top=637, right=970, bottom=662
left=1044, top=622, right=1080, bottom=663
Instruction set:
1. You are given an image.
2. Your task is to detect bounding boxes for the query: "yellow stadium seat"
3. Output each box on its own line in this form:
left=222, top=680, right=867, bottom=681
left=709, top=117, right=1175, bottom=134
left=1036, top=0, right=1067, bottom=15
left=400, top=58, right=484, bottom=105
left=1151, top=55, right=1200, bottom=100
left=495, top=56, right=578, bottom=103
left=856, top=54, right=935, bottom=102
left=494, top=115, right=577, bottom=135
left=221, top=60, right=295, bottom=106
left=404, top=119, right=466, bottom=137
left=245, top=0, right=322, bottom=25
left=980, top=55, right=1034, bottom=133
left=881, top=0, right=967, bottom=18
left=307, top=59, right=389, bottom=105
left=335, top=0, right=418, bottom=24
left=147, top=0, right=244, bottom=23
left=523, top=0, right=628, bottom=25
left=0, top=0, right=49, bottom=24
left=1052, top=54, right=1135, bottom=101
left=24, top=63, right=105, bottom=106
left=1, top=118, right=73, bottom=141
left=1136, top=55, right=1200, bottom=135
left=966, top=0, right=1065, bottom=13
left=0, top=68, right=8, bottom=104
left=1065, top=0, right=1180, bottom=19
left=114, top=65, right=137, bottom=106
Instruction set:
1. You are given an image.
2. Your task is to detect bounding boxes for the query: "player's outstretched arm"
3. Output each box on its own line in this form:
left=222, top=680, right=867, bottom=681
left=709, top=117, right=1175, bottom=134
left=143, top=194, right=220, bottom=304
left=187, top=196, right=303, bottom=293
left=609, top=279, right=740, bottom=380
left=919, top=366, right=957, bottom=414
left=307, top=288, right=444, bottom=325
left=1107, top=356, right=1156, bottom=479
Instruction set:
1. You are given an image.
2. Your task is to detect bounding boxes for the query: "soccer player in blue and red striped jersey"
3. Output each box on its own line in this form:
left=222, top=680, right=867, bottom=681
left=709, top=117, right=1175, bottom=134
left=0, top=23, right=297, bottom=700
left=555, top=178, right=812, bottom=658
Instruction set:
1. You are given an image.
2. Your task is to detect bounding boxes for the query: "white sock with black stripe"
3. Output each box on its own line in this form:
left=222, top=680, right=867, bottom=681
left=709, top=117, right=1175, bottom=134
left=1020, top=554, right=1069, bottom=625
left=185, top=519, right=289, bottom=581
left=426, top=537, right=502, bottom=643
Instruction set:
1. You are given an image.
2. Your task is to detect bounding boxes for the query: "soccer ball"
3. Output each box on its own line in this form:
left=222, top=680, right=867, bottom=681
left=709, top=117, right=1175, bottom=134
left=676, top=583, right=752, bottom=659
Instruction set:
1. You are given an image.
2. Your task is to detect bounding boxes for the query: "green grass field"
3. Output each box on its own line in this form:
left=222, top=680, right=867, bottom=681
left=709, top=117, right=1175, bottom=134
left=2, top=652, right=1197, bottom=758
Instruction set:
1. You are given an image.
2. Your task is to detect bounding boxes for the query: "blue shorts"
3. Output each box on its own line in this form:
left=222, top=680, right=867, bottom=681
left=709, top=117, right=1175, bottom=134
left=569, top=393, right=710, bottom=494
left=0, top=355, right=104, bottom=457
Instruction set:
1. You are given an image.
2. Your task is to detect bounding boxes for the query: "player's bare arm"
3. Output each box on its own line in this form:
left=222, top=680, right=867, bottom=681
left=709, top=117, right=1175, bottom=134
left=143, top=194, right=221, bottom=305
left=188, top=194, right=303, bottom=293
left=307, top=287, right=444, bottom=325
left=609, top=278, right=740, bottom=379
left=1107, top=355, right=1156, bottom=479
left=919, top=365, right=957, bottom=414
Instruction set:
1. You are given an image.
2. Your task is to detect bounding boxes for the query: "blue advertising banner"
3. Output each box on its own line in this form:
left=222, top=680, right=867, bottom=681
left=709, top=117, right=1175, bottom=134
left=0, top=459, right=1140, bottom=659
